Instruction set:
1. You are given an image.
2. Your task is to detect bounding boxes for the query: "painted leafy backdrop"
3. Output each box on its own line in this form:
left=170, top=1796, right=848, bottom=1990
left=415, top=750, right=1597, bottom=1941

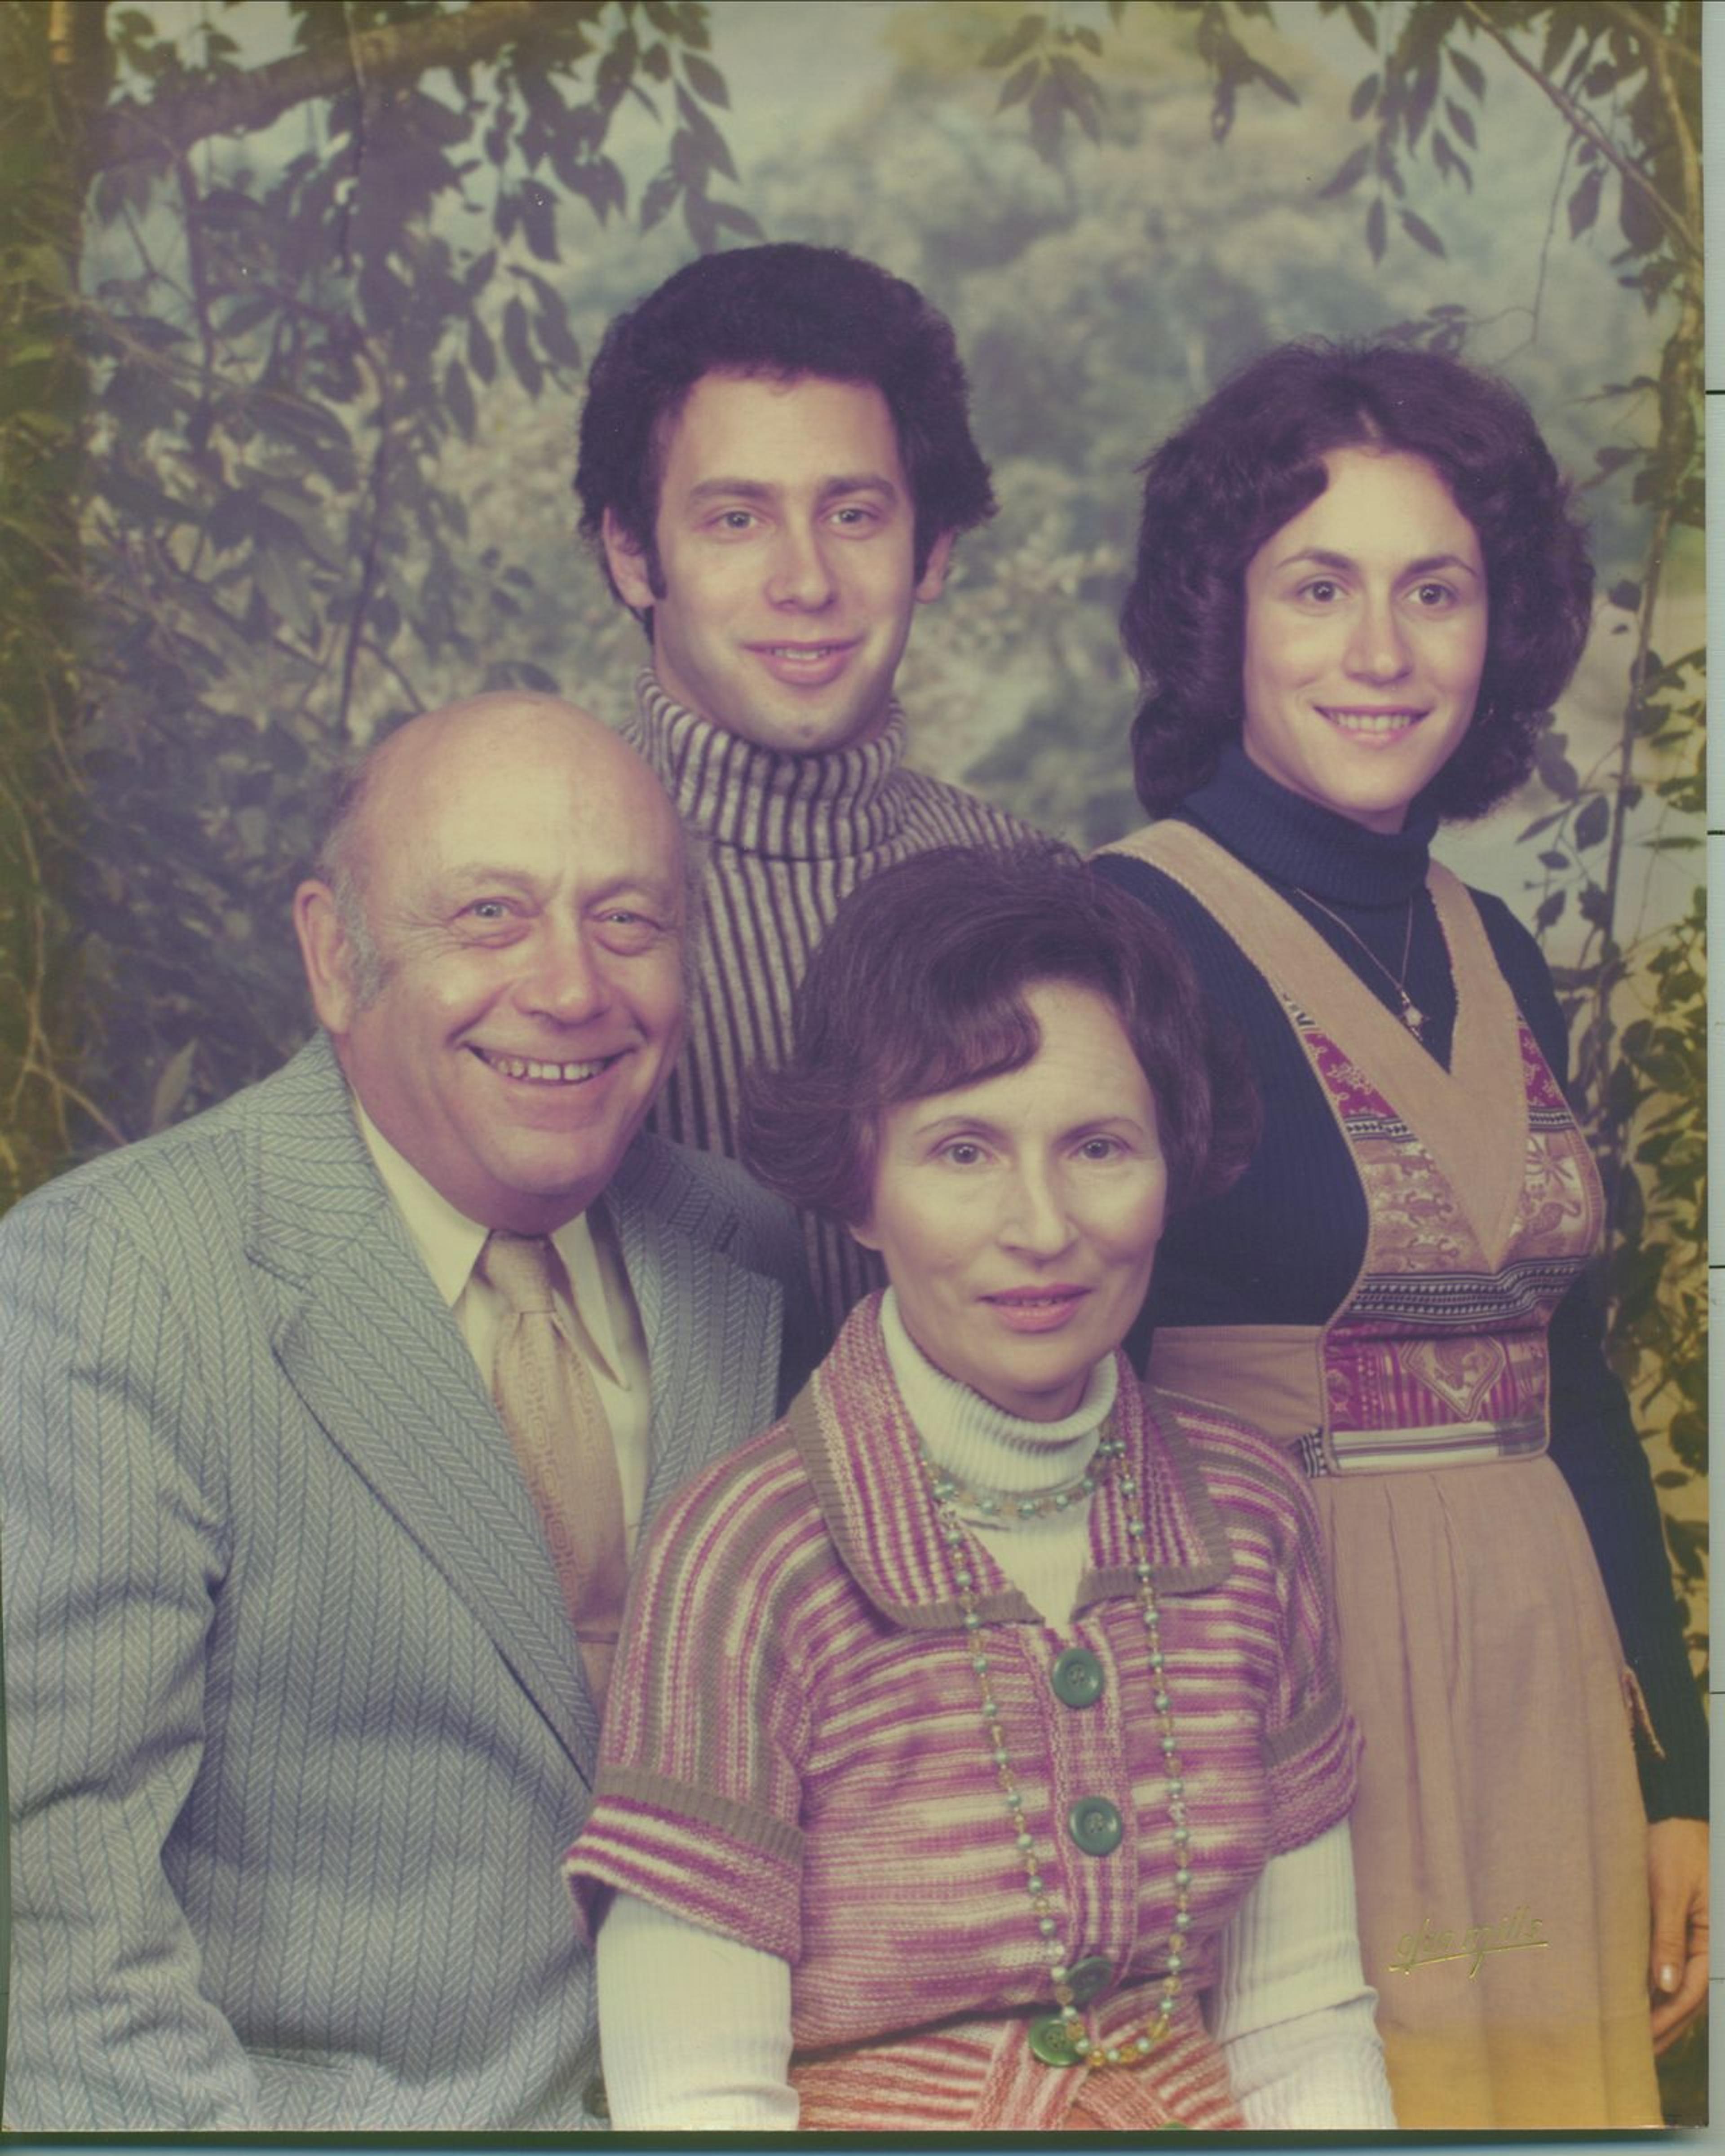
left=0, top=9, right=1704, bottom=2105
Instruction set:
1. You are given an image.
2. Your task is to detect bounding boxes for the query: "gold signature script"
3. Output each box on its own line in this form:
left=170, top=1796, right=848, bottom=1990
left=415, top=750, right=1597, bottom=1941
left=1389, top=1906, right=1549, bottom=1979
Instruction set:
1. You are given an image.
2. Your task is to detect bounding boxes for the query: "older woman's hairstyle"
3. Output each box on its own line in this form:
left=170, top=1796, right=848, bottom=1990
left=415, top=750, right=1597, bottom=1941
left=740, top=843, right=1256, bottom=1228
left=1121, top=339, right=1594, bottom=820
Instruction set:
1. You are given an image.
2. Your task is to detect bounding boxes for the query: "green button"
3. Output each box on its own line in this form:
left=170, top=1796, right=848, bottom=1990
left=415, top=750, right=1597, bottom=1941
left=582, top=2074, right=610, bottom=2122
left=1050, top=1646, right=1106, bottom=1709
left=1066, top=1953, right=1115, bottom=2005
left=1067, top=1795, right=1123, bottom=1856
left=1028, top=2012, right=1083, bottom=2068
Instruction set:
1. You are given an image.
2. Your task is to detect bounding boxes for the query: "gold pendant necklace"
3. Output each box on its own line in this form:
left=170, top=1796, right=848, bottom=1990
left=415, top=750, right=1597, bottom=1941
left=1292, top=885, right=1425, bottom=1041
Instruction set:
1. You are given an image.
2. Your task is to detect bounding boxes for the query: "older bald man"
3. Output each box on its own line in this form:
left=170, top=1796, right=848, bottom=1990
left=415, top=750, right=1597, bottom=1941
left=1, top=695, right=813, bottom=2129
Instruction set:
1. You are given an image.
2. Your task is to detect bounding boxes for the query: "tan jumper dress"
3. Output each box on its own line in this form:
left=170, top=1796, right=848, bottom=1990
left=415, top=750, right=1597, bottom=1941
left=1104, top=822, right=1659, bottom=2130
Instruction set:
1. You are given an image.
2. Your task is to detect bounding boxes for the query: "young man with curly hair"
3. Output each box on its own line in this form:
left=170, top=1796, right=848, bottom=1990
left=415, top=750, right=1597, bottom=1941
left=575, top=245, right=1039, bottom=1335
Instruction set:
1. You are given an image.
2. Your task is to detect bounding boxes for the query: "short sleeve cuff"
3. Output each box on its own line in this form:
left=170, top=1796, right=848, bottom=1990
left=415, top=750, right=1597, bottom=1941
left=1264, top=1691, right=1362, bottom=1856
left=565, top=1767, right=803, bottom=1961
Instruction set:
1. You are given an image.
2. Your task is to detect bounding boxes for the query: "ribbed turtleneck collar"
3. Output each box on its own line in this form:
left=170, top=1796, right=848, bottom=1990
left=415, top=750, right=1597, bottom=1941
left=628, top=670, right=915, bottom=863
left=879, top=1287, right=1118, bottom=1506
left=1181, top=744, right=1437, bottom=910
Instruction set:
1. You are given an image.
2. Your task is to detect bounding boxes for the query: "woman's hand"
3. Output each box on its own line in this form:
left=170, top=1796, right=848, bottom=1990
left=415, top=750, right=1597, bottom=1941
left=1647, top=1816, right=1708, bottom=2052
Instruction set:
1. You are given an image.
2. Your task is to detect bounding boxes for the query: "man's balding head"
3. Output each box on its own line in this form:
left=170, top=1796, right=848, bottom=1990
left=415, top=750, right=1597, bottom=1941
left=295, top=694, right=690, bottom=1232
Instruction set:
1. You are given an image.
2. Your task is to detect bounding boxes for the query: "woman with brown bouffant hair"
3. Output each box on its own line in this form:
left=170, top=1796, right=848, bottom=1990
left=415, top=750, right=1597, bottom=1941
left=1094, top=338, right=1706, bottom=2129
left=565, top=843, right=1396, bottom=2131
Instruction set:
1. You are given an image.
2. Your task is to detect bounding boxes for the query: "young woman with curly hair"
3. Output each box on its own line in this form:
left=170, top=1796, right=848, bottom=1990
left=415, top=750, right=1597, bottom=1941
left=1095, top=339, right=1706, bottom=2129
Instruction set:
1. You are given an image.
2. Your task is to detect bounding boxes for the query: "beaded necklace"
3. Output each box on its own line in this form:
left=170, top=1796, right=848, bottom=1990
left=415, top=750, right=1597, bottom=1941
left=919, top=1433, right=1122, bottom=1520
left=919, top=1429, right=1194, bottom=2072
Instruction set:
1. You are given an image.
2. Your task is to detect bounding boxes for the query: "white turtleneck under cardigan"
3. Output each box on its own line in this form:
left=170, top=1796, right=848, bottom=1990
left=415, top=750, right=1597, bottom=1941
left=595, top=1295, right=1395, bottom=2129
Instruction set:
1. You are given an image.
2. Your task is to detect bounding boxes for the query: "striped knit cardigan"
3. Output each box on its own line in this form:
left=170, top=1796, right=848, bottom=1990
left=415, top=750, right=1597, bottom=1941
left=566, top=1295, right=1359, bottom=2131
left=624, top=673, right=1041, bottom=1340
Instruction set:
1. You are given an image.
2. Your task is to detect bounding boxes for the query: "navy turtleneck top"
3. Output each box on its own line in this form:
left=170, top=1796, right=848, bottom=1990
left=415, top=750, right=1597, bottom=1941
left=1093, top=745, right=1706, bottom=1818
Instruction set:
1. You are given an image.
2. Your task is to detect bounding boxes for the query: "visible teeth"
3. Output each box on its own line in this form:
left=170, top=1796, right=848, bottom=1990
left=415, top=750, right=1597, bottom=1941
left=769, top=645, right=836, bottom=658
left=1324, top=711, right=1418, bottom=734
left=485, top=1052, right=606, bottom=1083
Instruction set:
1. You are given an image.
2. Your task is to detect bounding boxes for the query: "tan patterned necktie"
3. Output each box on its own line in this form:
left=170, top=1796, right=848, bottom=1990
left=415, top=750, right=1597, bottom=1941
left=480, top=1230, right=628, bottom=1712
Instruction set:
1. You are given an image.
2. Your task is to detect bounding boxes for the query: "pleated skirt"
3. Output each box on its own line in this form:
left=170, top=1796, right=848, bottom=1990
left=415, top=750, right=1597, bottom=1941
left=1310, top=1452, right=1661, bottom=2127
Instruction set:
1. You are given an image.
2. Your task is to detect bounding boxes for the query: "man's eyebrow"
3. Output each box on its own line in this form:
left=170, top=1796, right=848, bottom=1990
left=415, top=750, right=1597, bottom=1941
left=436, top=864, right=539, bottom=892
left=815, top=473, right=900, bottom=504
left=585, top=874, right=683, bottom=910
left=438, top=864, right=678, bottom=896
left=681, top=473, right=902, bottom=508
left=684, top=478, right=777, bottom=506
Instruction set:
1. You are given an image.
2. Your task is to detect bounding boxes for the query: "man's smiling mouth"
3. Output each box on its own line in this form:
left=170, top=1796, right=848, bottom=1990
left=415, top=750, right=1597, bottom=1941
left=472, top=1047, right=622, bottom=1085
left=748, top=641, right=859, bottom=683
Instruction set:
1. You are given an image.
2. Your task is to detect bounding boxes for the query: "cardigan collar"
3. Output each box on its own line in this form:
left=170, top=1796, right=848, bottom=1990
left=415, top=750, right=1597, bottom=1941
left=628, top=669, right=918, bottom=862
left=1181, top=744, right=1438, bottom=910
left=787, top=1295, right=1231, bottom=1632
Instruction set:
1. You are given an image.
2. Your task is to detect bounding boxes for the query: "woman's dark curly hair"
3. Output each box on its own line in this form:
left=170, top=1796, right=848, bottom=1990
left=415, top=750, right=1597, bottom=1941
left=739, top=843, right=1258, bottom=1230
left=575, top=243, right=995, bottom=602
left=1120, top=339, right=1594, bottom=821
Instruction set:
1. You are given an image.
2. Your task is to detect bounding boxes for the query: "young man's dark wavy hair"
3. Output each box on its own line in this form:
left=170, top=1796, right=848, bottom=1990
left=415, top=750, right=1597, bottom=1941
left=574, top=243, right=995, bottom=605
left=1120, top=339, right=1594, bottom=821
left=739, top=843, right=1257, bottom=1231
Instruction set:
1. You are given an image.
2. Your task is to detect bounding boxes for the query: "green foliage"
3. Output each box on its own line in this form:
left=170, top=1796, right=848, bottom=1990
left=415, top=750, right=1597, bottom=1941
left=0, top=3, right=98, bottom=1197
left=3, top=0, right=756, bottom=1171
left=981, top=4, right=1125, bottom=159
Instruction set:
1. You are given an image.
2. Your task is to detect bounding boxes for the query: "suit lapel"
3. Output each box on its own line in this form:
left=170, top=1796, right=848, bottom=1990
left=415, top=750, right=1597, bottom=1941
left=244, top=1037, right=600, bottom=1779
left=605, top=1142, right=783, bottom=1529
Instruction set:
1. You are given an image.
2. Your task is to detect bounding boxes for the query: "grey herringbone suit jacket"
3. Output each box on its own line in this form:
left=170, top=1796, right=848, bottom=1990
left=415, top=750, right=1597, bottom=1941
left=1, top=1032, right=808, bottom=2129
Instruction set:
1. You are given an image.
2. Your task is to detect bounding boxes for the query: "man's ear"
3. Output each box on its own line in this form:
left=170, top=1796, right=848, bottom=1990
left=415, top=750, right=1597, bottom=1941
left=913, top=529, right=957, bottom=605
left=294, top=880, right=358, bottom=1037
left=602, top=508, right=659, bottom=614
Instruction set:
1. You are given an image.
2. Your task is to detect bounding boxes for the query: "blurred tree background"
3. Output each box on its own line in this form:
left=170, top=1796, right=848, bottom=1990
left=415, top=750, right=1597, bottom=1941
left=0, top=0, right=1705, bottom=2106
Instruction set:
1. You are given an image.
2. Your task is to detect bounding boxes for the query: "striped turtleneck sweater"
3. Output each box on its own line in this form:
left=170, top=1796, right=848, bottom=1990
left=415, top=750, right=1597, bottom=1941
left=625, top=671, right=1041, bottom=1338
